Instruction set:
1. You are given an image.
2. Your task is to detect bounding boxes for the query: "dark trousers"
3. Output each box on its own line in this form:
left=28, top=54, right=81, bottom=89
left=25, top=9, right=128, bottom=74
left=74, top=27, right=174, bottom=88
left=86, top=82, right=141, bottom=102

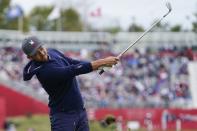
left=50, top=109, right=89, bottom=131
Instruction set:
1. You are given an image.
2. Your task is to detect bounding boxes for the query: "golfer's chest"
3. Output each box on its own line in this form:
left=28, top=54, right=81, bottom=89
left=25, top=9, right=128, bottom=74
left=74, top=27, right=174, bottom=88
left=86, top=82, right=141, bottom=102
left=53, top=57, right=70, bottom=67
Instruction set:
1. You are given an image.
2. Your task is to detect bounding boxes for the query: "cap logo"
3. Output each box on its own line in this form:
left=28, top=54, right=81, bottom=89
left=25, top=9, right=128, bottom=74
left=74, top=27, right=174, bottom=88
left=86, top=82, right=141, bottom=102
left=29, top=40, right=34, bottom=45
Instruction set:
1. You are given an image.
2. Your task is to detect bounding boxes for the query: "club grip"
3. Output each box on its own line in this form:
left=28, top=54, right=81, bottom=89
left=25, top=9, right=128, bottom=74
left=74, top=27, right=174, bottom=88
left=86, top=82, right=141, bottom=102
left=99, top=68, right=105, bottom=75
left=98, top=66, right=113, bottom=75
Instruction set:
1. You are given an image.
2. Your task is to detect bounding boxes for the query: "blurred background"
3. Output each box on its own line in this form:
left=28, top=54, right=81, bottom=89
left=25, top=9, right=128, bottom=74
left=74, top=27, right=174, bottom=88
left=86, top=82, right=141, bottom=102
left=0, top=0, right=197, bottom=131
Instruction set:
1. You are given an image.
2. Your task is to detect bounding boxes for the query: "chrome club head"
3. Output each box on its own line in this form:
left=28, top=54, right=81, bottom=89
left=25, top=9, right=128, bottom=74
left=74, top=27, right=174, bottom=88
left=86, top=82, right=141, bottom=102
left=163, top=2, right=172, bottom=17
left=166, top=2, right=172, bottom=13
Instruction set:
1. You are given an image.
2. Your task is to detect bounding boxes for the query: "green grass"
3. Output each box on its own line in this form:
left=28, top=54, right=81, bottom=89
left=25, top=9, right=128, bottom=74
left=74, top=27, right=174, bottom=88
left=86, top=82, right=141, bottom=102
left=8, top=115, right=115, bottom=131
left=8, top=115, right=50, bottom=131
left=4, top=115, right=197, bottom=131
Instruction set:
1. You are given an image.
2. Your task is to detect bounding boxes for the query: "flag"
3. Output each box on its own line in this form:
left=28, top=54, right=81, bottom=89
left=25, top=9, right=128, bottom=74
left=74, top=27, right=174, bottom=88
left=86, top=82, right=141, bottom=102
left=47, top=7, right=60, bottom=20
left=5, top=5, right=23, bottom=20
left=90, top=7, right=101, bottom=17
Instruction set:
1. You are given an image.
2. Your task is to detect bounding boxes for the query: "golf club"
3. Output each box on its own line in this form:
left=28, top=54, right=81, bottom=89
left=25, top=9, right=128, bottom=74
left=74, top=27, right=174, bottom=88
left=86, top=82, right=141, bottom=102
left=99, top=2, right=172, bottom=75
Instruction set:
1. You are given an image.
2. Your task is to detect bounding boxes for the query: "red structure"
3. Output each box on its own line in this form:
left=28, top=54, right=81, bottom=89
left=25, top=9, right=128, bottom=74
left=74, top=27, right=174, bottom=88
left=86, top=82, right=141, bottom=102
left=0, top=84, right=49, bottom=129
left=0, top=97, right=6, bottom=129
left=1, top=83, right=197, bottom=130
left=0, top=84, right=49, bottom=117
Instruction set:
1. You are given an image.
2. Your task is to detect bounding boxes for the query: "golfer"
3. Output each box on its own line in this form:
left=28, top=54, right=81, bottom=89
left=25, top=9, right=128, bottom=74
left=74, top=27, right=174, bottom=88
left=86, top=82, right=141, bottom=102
left=22, top=36, right=119, bottom=131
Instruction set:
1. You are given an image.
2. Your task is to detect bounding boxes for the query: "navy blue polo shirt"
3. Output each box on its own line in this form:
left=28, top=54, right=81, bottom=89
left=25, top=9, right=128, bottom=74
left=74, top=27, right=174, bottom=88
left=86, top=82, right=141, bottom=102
left=23, top=48, right=93, bottom=114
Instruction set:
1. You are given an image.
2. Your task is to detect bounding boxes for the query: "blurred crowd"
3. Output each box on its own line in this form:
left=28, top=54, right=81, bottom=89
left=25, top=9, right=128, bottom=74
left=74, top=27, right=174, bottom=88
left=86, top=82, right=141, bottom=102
left=0, top=45, right=195, bottom=108
left=0, top=47, right=46, bottom=96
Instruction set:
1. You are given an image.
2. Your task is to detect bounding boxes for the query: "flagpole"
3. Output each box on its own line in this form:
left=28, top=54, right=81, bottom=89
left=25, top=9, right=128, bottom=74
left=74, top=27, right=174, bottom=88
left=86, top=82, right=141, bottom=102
left=57, top=15, right=62, bottom=31
left=83, top=6, right=88, bottom=31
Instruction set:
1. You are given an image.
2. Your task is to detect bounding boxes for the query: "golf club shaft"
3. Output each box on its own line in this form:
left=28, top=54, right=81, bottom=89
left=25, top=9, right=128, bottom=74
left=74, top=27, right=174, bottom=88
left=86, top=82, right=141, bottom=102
left=99, top=3, right=172, bottom=75
left=118, top=16, right=164, bottom=58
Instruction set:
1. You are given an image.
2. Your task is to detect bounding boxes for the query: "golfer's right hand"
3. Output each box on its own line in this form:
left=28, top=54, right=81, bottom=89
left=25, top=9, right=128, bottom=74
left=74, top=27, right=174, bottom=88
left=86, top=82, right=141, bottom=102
left=96, top=56, right=119, bottom=75
left=102, top=56, right=119, bottom=67
left=91, top=56, right=119, bottom=71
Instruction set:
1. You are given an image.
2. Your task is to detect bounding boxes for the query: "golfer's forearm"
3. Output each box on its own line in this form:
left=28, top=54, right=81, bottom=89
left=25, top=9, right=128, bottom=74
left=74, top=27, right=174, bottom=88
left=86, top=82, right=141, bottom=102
left=91, top=59, right=106, bottom=70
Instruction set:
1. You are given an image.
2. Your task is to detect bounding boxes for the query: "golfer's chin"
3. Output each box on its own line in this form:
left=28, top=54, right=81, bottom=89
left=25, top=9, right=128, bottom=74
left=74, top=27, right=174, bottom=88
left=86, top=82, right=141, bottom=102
left=43, top=55, right=49, bottom=62
left=39, top=55, right=49, bottom=62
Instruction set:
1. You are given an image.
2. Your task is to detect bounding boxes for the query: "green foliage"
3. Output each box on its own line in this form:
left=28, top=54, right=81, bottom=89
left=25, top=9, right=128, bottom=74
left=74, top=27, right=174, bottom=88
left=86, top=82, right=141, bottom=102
left=103, top=27, right=122, bottom=34
left=22, top=17, right=30, bottom=32
left=8, top=115, right=197, bottom=131
left=0, top=0, right=11, bottom=29
left=0, top=0, right=10, bottom=13
left=152, top=21, right=170, bottom=31
left=128, top=23, right=144, bottom=32
left=192, top=22, right=197, bottom=32
left=0, top=0, right=197, bottom=32
left=192, top=13, right=197, bottom=32
left=60, top=8, right=83, bottom=31
left=4, top=19, right=18, bottom=30
left=0, top=0, right=29, bottom=31
left=10, top=115, right=50, bottom=131
left=170, top=25, right=182, bottom=32
left=10, top=115, right=117, bottom=131
left=29, top=6, right=53, bottom=31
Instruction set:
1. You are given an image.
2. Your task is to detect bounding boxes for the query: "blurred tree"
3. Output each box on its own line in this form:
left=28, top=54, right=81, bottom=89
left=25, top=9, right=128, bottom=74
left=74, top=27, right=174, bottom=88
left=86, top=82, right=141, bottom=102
left=192, top=13, right=197, bottom=32
left=22, top=17, right=29, bottom=32
left=103, top=27, right=121, bottom=34
left=0, top=0, right=10, bottom=12
left=128, top=17, right=144, bottom=32
left=4, top=18, right=18, bottom=30
left=128, top=23, right=144, bottom=32
left=4, top=5, right=24, bottom=31
left=60, top=8, right=83, bottom=31
left=170, top=25, right=182, bottom=32
left=29, top=6, right=53, bottom=31
left=0, top=0, right=10, bottom=29
left=0, top=0, right=28, bottom=32
left=153, top=21, right=170, bottom=32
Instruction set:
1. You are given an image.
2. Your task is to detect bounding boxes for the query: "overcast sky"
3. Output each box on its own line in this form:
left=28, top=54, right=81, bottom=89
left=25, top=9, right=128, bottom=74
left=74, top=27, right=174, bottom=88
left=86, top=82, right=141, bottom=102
left=11, top=0, right=197, bottom=30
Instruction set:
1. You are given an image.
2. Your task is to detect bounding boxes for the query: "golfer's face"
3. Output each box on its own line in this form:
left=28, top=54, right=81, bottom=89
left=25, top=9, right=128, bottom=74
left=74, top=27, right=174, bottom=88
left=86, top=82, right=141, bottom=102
left=30, top=46, right=48, bottom=62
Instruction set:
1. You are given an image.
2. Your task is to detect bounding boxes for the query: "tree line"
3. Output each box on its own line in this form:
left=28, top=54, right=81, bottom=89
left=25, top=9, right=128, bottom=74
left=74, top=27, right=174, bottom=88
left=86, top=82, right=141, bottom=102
left=0, top=0, right=197, bottom=33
